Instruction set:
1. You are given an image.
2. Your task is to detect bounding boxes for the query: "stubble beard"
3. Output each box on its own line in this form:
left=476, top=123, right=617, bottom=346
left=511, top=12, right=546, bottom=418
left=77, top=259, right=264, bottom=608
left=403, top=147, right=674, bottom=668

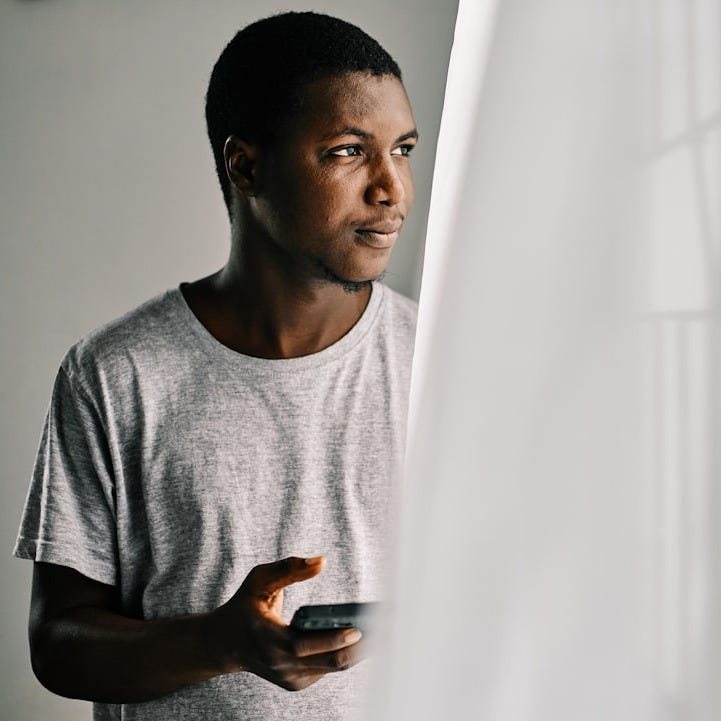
left=313, top=257, right=385, bottom=294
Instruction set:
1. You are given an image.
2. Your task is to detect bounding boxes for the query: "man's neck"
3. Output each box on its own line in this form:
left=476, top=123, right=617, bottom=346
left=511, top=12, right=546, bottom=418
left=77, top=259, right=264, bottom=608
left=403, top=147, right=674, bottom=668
left=181, top=236, right=372, bottom=360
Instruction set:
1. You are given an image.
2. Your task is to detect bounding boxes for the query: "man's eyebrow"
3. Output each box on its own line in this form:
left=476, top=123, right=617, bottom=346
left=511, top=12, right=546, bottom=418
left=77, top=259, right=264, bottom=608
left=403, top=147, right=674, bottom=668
left=396, top=129, right=419, bottom=143
left=321, top=127, right=373, bottom=141
left=320, top=127, right=419, bottom=143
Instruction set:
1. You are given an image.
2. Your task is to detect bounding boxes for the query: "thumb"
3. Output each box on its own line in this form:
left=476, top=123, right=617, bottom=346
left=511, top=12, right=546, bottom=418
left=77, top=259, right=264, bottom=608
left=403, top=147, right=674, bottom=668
left=243, top=556, right=326, bottom=596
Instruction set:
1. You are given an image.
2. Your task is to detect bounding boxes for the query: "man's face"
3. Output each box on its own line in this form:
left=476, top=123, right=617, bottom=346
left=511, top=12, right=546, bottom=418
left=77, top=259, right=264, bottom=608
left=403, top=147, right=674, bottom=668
left=251, top=72, right=417, bottom=288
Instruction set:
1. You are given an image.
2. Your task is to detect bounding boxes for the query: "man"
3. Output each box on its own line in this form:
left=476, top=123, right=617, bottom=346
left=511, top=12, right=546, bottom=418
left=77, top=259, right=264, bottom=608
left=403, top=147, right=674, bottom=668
left=13, top=11, right=418, bottom=721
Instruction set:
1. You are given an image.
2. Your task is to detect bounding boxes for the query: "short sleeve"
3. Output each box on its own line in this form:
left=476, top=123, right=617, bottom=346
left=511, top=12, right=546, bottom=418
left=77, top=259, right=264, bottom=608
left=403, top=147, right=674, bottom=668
left=13, top=364, right=119, bottom=586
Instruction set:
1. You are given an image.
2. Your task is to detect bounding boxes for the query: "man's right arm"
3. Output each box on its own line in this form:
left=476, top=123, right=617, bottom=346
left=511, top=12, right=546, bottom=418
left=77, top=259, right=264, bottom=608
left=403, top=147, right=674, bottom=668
left=29, top=556, right=364, bottom=704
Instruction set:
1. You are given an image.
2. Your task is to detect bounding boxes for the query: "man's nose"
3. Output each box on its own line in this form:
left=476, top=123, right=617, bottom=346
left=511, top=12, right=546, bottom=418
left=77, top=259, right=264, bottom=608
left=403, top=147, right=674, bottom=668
left=364, top=156, right=407, bottom=206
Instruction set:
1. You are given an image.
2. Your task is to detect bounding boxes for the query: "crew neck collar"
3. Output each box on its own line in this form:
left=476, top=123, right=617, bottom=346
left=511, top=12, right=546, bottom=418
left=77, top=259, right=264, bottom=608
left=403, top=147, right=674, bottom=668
left=171, top=281, right=385, bottom=374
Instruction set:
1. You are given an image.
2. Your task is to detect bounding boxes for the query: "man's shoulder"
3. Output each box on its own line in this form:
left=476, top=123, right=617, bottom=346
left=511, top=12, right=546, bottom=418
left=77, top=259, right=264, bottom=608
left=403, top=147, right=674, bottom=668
left=61, top=287, right=184, bottom=389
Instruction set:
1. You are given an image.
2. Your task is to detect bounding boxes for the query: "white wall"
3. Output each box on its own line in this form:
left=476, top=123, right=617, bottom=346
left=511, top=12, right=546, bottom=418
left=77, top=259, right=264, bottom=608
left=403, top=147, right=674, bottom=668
left=0, top=1, right=458, bottom=718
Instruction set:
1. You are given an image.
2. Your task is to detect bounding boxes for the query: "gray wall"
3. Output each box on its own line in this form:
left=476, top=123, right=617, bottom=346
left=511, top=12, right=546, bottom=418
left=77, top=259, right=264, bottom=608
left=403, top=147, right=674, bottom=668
left=0, top=0, right=457, bottom=718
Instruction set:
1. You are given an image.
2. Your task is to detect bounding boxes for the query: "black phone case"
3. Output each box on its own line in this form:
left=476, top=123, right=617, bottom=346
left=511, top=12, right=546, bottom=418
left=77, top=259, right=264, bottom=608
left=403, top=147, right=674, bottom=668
left=290, top=602, right=378, bottom=631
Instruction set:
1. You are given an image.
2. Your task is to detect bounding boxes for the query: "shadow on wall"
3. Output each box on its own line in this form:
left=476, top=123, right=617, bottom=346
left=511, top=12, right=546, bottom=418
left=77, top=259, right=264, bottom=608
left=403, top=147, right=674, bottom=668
left=639, top=0, right=721, bottom=704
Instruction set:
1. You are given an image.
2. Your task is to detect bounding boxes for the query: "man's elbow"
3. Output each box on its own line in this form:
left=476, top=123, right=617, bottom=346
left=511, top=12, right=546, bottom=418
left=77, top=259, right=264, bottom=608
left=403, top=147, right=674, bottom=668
left=29, top=618, right=80, bottom=699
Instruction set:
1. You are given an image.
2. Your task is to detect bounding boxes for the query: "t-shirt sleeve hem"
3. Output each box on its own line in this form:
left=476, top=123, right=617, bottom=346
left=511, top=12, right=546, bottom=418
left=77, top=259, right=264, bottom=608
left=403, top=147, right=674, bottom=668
left=13, top=536, right=117, bottom=587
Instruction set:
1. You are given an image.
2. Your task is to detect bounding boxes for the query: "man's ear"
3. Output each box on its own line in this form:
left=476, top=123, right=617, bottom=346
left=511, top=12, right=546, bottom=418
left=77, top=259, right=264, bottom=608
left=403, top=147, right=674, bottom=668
left=224, top=135, right=260, bottom=197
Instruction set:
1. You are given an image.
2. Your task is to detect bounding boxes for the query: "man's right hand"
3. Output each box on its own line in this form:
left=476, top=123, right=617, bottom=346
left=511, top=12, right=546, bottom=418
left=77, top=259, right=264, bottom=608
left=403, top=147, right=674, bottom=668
left=211, top=556, right=365, bottom=691
left=28, top=557, right=363, bottom=703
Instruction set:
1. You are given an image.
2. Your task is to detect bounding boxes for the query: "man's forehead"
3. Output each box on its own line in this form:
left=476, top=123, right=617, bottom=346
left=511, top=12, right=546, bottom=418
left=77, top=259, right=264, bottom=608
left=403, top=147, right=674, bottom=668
left=298, top=72, right=414, bottom=136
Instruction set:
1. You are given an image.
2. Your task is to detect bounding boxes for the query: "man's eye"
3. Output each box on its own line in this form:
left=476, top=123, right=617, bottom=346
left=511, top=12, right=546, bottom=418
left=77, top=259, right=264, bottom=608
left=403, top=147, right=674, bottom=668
left=330, top=146, right=362, bottom=157
left=391, top=144, right=415, bottom=157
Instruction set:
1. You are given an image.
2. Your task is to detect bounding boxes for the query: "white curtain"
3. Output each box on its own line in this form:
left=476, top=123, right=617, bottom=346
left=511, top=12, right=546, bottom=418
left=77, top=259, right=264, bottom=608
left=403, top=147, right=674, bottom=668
left=369, top=1, right=721, bottom=719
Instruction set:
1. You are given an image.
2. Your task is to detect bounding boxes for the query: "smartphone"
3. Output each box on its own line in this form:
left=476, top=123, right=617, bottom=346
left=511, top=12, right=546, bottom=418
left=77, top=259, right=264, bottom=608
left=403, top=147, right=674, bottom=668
left=290, top=601, right=379, bottom=633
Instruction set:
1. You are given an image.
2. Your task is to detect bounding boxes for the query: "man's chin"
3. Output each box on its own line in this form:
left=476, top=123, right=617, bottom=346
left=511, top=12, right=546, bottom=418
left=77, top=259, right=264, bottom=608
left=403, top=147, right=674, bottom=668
left=318, top=262, right=385, bottom=294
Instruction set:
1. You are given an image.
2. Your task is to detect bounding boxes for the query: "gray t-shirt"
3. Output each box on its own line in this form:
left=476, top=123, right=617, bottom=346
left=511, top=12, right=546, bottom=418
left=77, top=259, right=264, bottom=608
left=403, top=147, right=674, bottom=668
left=14, top=281, right=417, bottom=721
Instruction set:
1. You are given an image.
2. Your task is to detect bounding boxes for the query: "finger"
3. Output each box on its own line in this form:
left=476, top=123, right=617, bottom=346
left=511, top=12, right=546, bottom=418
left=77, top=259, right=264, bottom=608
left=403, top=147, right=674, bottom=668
left=243, top=556, right=326, bottom=596
left=296, top=638, right=366, bottom=673
left=290, top=628, right=363, bottom=658
left=267, top=670, right=325, bottom=692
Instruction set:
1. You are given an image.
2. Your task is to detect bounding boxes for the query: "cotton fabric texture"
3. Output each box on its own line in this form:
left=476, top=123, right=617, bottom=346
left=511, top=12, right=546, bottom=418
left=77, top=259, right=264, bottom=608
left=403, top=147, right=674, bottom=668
left=14, top=282, right=417, bottom=721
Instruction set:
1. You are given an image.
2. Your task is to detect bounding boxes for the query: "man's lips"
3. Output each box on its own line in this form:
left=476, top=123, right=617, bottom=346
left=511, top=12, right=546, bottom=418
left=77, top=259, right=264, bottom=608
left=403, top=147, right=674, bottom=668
left=355, top=223, right=402, bottom=249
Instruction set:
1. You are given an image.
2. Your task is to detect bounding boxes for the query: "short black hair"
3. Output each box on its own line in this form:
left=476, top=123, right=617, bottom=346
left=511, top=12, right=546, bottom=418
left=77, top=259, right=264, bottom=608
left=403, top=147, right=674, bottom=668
left=205, top=11, right=402, bottom=216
